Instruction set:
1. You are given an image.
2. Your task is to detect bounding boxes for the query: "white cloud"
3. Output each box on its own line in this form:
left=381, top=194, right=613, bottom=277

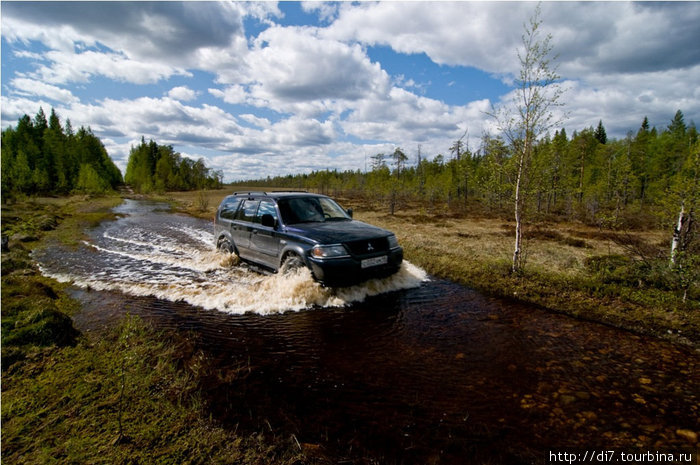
left=1, top=96, right=56, bottom=130
left=2, top=1, right=698, bottom=182
left=325, top=2, right=700, bottom=81
left=167, top=86, right=198, bottom=102
left=324, top=2, right=528, bottom=73
left=10, top=78, right=79, bottom=104
left=301, top=2, right=340, bottom=23
left=2, top=2, right=248, bottom=63
left=209, top=85, right=248, bottom=105
left=240, top=114, right=271, bottom=129
left=242, top=26, right=390, bottom=107
left=32, top=50, right=190, bottom=85
left=562, top=65, right=700, bottom=135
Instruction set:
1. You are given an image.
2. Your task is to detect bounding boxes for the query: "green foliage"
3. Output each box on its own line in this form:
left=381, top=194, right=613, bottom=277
left=76, top=163, right=110, bottom=194
left=125, top=137, right=222, bottom=193
left=594, top=120, right=608, bottom=145
left=1, top=108, right=123, bottom=200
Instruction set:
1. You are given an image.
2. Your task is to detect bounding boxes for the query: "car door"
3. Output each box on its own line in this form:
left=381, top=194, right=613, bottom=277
left=231, top=199, right=258, bottom=259
left=216, top=197, right=242, bottom=237
left=249, top=199, right=282, bottom=268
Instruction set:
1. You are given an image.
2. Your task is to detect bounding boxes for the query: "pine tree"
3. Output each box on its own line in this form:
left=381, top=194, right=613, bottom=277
left=594, top=120, right=608, bottom=144
left=1, top=108, right=122, bottom=198
left=631, top=117, right=653, bottom=206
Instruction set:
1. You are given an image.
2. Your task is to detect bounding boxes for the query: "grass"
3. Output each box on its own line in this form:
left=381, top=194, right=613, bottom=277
left=2, top=316, right=308, bottom=464
left=1, top=196, right=122, bottom=369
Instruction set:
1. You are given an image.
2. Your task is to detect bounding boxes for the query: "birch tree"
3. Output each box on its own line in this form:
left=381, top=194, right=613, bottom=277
left=489, top=5, right=565, bottom=273
left=670, top=139, right=699, bottom=266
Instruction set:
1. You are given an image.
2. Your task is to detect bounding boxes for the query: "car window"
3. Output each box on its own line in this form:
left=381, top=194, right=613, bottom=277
left=317, top=197, right=351, bottom=221
left=219, top=199, right=242, bottom=220
left=235, top=199, right=258, bottom=222
left=254, top=200, right=278, bottom=224
left=278, top=197, right=349, bottom=224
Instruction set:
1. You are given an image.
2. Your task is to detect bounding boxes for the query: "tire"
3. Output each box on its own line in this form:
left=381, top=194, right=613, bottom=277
left=218, top=238, right=234, bottom=254
left=218, top=238, right=241, bottom=266
left=280, top=253, right=304, bottom=274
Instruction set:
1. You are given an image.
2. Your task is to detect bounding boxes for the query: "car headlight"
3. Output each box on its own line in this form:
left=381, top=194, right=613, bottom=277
left=387, top=234, right=400, bottom=249
left=311, top=244, right=349, bottom=258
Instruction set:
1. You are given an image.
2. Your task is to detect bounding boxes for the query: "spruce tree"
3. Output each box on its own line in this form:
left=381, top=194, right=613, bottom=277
left=594, top=120, right=608, bottom=144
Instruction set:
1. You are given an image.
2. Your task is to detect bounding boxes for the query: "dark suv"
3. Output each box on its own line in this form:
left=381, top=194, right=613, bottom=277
left=214, top=192, right=403, bottom=286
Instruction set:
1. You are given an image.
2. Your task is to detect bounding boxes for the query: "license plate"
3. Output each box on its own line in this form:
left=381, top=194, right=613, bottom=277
left=361, top=255, right=388, bottom=269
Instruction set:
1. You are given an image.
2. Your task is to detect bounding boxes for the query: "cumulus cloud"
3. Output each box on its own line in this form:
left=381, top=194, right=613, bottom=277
left=1, top=1, right=698, bottom=181
left=240, top=26, right=390, bottom=107
left=549, top=3, right=700, bottom=78
left=167, top=86, right=198, bottom=101
left=301, top=1, right=340, bottom=23
left=9, top=78, right=79, bottom=104
left=324, top=2, right=528, bottom=73
left=325, top=2, right=700, bottom=80
left=562, top=65, right=700, bottom=136
left=0, top=2, right=261, bottom=89
left=31, top=49, right=189, bottom=85
left=2, top=2, right=246, bottom=62
left=209, top=85, right=248, bottom=105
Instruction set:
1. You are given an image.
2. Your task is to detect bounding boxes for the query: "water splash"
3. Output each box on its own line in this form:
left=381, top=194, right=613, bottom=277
left=36, top=202, right=427, bottom=315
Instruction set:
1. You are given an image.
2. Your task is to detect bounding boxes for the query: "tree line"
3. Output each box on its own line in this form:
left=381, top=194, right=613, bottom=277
left=238, top=111, right=698, bottom=234
left=124, top=138, right=223, bottom=193
left=2, top=108, right=123, bottom=199
left=1, top=107, right=224, bottom=199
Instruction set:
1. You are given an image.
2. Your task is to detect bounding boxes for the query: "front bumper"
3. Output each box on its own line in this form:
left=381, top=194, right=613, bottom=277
left=308, top=247, right=404, bottom=287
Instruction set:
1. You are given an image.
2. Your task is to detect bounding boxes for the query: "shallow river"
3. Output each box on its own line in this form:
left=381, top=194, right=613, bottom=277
left=36, top=200, right=699, bottom=464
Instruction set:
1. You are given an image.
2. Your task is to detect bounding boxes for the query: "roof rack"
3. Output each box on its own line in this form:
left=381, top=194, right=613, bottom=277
left=232, top=190, right=309, bottom=196
left=233, top=191, right=267, bottom=196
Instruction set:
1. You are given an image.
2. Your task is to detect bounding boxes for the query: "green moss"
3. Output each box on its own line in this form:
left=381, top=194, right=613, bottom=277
left=1, top=316, right=311, bottom=464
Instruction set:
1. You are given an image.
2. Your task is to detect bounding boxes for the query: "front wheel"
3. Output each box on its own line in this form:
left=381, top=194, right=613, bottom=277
left=218, top=238, right=235, bottom=253
left=280, top=253, right=304, bottom=274
left=218, top=238, right=240, bottom=266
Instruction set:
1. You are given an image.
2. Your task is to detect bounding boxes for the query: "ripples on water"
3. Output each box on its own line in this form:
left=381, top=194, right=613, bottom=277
left=36, top=199, right=428, bottom=314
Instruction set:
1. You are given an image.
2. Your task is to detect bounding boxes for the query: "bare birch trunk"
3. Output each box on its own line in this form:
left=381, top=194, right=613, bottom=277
left=670, top=202, right=686, bottom=266
left=512, top=153, right=525, bottom=273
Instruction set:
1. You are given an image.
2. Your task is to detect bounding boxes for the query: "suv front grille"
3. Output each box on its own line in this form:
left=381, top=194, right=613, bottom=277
left=345, top=237, right=389, bottom=256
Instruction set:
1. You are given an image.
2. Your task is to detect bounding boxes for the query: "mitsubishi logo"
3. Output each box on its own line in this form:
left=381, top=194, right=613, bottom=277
left=367, top=242, right=374, bottom=252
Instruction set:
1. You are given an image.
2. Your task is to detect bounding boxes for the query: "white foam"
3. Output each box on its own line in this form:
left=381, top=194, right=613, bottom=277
left=38, top=217, right=428, bottom=315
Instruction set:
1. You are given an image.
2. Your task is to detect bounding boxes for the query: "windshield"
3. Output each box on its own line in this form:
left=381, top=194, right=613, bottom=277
left=278, top=197, right=350, bottom=225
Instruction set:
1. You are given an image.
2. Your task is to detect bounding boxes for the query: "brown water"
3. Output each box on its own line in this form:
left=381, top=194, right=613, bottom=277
left=35, top=200, right=700, bottom=464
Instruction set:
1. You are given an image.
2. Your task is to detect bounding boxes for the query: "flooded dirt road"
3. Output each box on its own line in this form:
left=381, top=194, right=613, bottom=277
left=36, top=200, right=699, bottom=464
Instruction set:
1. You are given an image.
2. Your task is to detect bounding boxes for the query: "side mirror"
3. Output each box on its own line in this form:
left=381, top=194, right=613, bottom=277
left=346, top=208, right=353, bottom=218
left=261, top=214, right=276, bottom=228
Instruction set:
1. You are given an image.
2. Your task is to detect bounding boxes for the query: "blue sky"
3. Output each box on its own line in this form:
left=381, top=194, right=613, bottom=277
left=2, top=1, right=699, bottom=181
